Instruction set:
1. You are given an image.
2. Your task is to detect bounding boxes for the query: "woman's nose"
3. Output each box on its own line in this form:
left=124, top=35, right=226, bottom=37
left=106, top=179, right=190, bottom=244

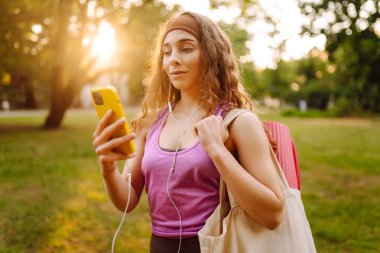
left=170, top=50, right=181, bottom=65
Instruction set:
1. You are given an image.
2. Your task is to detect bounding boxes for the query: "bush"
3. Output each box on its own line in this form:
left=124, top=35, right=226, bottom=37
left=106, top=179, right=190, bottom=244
left=332, top=97, right=362, bottom=117
left=284, top=81, right=332, bottom=110
left=281, top=109, right=335, bottom=118
left=304, top=82, right=331, bottom=110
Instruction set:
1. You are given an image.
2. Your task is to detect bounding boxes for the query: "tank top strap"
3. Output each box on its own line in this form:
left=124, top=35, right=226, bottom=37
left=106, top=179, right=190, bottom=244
left=146, top=106, right=170, bottom=141
left=156, top=106, right=169, bottom=121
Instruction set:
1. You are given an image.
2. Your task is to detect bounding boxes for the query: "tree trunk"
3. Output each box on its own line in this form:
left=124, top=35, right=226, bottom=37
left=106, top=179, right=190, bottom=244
left=43, top=0, right=71, bottom=129
left=43, top=99, right=69, bottom=129
left=43, top=62, right=78, bottom=128
left=43, top=84, right=75, bottom=129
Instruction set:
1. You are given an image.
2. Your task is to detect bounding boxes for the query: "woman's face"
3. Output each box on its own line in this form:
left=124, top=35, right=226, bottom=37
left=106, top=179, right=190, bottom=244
left=162, top=29, right=202, bottom=93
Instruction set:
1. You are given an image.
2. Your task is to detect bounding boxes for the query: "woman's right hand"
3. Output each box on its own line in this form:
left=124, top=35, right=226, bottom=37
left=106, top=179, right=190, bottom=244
left=92, top=110, right=136, bottom=176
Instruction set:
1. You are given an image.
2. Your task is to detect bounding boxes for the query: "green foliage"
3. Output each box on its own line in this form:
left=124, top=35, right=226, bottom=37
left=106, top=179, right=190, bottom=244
left=218, top=21, right=250, bottom=58
left=0, top=0, right=53, bottom=108
left=332, top=30, right=380, bottom=112
left=257, top=60, right=298, bottom=99
left=299, top=0, right=380, bottom=113
left=281, top=109, right=335, bottom=118
left=332, top=97, right=362, bottom=117
left=0, top=1, right=178, bottom=125
left=256, top=52, right=334, bottom=110
left=241, top=63, right=260, bottom=97
left=302, top=80, right=332, bottom=109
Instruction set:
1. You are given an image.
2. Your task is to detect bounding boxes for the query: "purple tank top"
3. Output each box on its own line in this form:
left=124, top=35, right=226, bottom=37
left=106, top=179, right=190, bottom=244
left=141, top=106, right=226, bottom=238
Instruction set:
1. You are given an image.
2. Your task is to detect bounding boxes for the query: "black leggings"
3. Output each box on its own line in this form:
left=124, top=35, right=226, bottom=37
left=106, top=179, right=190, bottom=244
left=150, top=234, right=201, bottom=253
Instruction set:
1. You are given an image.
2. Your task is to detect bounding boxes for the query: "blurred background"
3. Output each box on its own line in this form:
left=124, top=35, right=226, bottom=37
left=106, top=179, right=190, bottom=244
left=0, top=0, right=379, bottom=252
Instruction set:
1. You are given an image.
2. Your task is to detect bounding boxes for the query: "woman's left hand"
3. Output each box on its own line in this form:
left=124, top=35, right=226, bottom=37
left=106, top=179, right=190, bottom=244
left=194, top=115, right=229, bottom=154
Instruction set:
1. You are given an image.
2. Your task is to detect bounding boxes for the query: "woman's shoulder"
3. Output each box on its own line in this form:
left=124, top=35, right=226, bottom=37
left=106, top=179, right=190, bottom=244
left=227, top=109, right=263, bottom=137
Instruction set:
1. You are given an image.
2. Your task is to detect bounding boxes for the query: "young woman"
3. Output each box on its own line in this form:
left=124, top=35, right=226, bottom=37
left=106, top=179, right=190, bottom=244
left=92, top=11, right=284, bottom=253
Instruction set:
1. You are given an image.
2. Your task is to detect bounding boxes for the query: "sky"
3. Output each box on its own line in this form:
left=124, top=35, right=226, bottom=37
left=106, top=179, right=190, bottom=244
left=161, top=0, right=326, bottom=69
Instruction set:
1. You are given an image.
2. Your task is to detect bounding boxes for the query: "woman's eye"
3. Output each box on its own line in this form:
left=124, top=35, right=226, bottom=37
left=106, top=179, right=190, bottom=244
left=163, top=50, right=170, bottom=55
left=183, top=47, right=193, bottom=52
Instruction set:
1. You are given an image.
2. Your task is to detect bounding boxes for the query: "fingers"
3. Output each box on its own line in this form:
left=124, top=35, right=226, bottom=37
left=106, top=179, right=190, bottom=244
left=92, top=117, right=126, bottom=148
left=95, top=133, right=136, bottom=155
left=92, top=109, right=136, bottom=164
left=97, top=147, right=136, bottom=164
left=96, top=134, right=136, bottom=165
left=194, top=115, right=229, bottom=152
left=93, top=110, right=114, bottom=138
left=194, top=115, right=224, bottom=136
left=98, top=153, right=129, bottom=163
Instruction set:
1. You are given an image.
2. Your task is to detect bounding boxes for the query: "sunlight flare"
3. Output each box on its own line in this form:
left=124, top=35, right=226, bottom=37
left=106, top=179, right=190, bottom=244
left=91, top=22, right=116, bottom=61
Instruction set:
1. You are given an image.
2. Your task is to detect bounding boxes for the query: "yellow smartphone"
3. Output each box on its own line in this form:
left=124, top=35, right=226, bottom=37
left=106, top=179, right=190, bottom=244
left=90, top=85, right=135, bottom=155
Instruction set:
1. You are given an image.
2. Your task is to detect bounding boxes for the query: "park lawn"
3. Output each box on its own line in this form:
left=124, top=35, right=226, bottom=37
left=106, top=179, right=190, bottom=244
left=1, top=109, right=380, bottom=253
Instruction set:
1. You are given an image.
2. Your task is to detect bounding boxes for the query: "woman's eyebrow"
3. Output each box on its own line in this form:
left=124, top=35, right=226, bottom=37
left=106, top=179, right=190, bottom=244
left=163, top=38, right=196, bottom=47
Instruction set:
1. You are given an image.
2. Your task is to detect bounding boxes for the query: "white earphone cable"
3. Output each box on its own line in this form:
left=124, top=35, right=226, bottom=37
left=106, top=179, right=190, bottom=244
left=166, top=136, right=183, bottom=253
left=166, top=102, right=201, bottom=253
left=111, top=160, right=132, bottom=253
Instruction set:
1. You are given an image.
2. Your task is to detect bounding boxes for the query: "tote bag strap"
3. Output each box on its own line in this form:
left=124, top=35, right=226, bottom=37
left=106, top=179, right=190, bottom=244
left=219, top=109, right=248, bottom=233
left=220, top=109, right=291, bottom=232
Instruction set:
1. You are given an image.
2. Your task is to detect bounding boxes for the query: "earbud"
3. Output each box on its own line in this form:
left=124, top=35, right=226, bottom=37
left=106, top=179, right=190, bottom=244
left=168, top=101, right=172, bottom=113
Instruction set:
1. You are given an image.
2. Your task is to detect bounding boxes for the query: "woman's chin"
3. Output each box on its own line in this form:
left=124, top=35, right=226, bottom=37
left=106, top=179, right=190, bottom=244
left=171, top=81, right=189, bottom=90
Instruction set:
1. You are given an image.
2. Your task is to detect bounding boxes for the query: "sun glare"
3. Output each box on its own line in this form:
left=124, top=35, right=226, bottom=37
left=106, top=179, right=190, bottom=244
left=91, top=22, right=116, bottom=61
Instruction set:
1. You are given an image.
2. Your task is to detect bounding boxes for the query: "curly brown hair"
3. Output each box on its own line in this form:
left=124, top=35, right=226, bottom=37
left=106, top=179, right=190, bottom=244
left=132, top=11, right=253, bottom=131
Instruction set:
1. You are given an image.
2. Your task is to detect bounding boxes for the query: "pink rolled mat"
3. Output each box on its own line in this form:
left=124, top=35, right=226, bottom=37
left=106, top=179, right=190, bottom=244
left=263, top=122, right=301, bottom=190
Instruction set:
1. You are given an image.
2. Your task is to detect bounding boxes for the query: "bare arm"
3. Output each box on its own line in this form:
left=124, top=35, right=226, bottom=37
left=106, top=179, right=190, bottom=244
left=92, top=110, right=149, bottom=212
left=100, top=128, right=146, bottom=212
left=195, top=112, right=284, bottom=229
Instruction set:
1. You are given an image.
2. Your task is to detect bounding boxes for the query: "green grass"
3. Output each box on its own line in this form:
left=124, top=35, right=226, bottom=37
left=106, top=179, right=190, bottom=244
left=1, top=109, right=380, bottom=253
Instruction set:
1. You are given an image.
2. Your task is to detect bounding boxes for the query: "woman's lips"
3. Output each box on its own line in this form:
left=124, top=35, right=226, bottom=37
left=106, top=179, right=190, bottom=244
left=170, top=71, right=187, bottom=77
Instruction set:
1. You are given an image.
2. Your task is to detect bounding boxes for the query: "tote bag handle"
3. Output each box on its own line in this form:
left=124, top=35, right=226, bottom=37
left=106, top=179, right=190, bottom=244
left=220, top=109, right=291, bottom=233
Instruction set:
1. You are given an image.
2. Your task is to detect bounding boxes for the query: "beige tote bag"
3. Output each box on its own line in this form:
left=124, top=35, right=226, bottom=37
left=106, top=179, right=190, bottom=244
left=198, top=109, right=317, bottom=253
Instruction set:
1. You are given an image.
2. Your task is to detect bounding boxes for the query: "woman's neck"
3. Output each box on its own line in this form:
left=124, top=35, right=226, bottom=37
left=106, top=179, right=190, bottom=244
left=174, top=92, right=202, bottom=113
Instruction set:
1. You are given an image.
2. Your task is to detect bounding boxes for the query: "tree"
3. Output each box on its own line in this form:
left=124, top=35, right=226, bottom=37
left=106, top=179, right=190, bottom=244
left=44, top=0, right=172, bottom=128
left=0, top=0, right=174, bottom=128
left=45, top=0, right=177, bottom=128
left=299, top=0, right=380, bottom=113
left=257, top=60, right=297, bottom=100
left=285, top=49, right=333, bottom=109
